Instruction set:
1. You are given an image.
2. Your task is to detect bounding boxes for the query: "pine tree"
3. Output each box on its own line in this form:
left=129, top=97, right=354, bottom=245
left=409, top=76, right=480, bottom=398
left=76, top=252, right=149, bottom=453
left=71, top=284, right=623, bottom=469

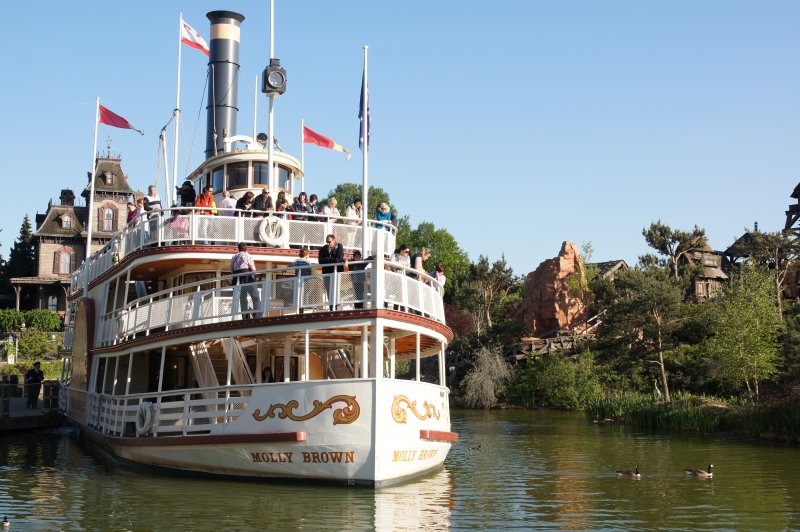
left=5, top=215, right=35, bottom=278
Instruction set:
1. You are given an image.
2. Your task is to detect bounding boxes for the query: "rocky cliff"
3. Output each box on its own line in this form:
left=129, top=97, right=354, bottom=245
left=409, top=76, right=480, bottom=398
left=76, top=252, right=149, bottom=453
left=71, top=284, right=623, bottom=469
left=519, top=241, right=587, bottom=337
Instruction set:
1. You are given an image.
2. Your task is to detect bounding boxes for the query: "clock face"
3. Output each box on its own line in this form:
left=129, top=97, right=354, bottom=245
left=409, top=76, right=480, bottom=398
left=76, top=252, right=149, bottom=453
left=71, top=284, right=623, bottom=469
left=268, top=70, right=285, bottom=88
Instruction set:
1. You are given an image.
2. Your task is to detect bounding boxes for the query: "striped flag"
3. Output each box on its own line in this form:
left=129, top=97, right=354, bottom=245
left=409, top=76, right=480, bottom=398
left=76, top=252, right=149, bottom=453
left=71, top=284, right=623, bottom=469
left=181, top=19, right=210, bottom=56
left=98, top=104, right=143, bottom=135
left=303, top=126, right=351, bottom=160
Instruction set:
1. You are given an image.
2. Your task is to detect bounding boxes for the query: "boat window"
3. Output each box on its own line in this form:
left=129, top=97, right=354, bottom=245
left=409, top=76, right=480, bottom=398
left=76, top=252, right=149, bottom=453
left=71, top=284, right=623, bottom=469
left=212, top=166, right=224, bottom=192
left=227, top=162, right=248, bottom=189
left=278, top=166, right=291, bottom=190
left=113, top=356, right=130, bottom=395
left=174, top=271, right=217, bottom=294
left=253, top=162, right=269, bottom=186
left=95, top=358, right=106, bottom=393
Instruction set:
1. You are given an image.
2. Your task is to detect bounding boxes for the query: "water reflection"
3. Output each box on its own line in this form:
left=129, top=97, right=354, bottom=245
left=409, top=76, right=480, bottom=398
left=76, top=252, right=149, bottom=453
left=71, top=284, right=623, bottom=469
left=2, top=412, right=800, bottom=530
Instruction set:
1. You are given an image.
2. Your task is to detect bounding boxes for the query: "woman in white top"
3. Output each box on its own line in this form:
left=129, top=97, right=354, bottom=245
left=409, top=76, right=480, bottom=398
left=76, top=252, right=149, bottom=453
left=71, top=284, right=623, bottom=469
left=322, top=197, right=341, bottom=219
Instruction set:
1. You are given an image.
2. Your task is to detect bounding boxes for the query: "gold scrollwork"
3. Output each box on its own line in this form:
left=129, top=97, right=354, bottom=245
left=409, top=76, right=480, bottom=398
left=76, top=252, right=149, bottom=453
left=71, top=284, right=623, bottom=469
left=391, top=395, right=441, bottom=424
left=252, top=395, right=360, bottom=425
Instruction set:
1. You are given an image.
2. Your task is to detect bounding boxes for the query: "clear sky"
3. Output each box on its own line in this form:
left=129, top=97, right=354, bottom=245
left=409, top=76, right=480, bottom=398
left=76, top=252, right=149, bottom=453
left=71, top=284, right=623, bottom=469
left=1, top=1, right=797, bottom=276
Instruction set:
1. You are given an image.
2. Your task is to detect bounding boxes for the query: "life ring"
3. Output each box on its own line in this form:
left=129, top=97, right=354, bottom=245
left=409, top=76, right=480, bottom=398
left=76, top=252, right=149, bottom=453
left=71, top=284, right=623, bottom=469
left=258, top=215, right=286, bottom=247
left=135, top=401, right=155, bottom=436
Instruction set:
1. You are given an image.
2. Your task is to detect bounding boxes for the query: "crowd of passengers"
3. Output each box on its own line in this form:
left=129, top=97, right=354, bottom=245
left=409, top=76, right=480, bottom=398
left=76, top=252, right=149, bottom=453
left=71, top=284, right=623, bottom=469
left=125, top=180, right=399, bottom=226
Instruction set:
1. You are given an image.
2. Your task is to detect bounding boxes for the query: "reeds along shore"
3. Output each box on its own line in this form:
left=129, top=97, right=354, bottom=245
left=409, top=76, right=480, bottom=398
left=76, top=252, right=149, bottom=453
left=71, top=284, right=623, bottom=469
left=586, top=392, right=800, bottom=442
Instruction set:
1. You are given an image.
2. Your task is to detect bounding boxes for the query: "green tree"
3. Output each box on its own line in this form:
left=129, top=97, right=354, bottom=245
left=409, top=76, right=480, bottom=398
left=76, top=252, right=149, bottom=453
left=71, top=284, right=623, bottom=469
left=325, top=183, right=394, bottom=218
left=642, top=220, right=707, bottom=279
left=704, top=266, right=781, bottom=400
left=727, top=230, right=798, bottom=321
left=5, top=215, right=35, bottom=279
left=24, top=309, right=62, bottom=332
left=0, top=309, right=25, bottom=333
left=460, top=344, right=512, bottom=408
left=599, top=268, right=683, bottom=401
left=460, top=255, right=516, bottom=335
left=16, top=329, right=61, bottom=360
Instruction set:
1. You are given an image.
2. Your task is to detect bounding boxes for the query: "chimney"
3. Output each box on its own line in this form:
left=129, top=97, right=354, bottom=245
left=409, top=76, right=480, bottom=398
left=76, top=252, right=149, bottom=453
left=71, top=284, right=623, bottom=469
left=60, top=189, right=75, bottom=206
left=205, top=11, right=245, bottom=159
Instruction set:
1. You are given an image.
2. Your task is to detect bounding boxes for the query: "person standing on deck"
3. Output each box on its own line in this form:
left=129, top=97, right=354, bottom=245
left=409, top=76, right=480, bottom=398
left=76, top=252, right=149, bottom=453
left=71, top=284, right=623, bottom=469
left=318, top=234, right=345, bottom=310
left=231, top=242, right=261, bottom=319
left=25, top=362, right=44, bottom=409
left=219, top=190, right=237, bottom=216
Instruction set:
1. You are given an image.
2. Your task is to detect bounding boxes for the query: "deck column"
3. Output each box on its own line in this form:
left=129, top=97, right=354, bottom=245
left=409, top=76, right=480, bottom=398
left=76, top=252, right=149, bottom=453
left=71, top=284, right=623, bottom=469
left=361, top=326, right=370, bottom=378
left=283, top=337, right=291, bottom=382
left=415, top=333, right=420, bottom=382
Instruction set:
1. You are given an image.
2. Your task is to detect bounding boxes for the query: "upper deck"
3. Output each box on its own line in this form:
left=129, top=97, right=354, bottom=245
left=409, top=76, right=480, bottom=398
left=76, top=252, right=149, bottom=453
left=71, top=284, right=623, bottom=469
left=70, top=207, right=396, bottom=296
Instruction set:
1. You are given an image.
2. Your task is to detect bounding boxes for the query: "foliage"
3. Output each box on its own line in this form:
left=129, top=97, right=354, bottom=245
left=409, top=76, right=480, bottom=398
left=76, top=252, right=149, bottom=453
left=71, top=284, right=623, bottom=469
left=4, top=214, right=35, bottom=279
left=324, top=183, right=394, bottom=219
left=566, top=242, right=600, bottom=311
left=458, top=255, right=517, bottom=335
left=16, top=329, right=62, bottom=360
left=511, top=352, right=602, bottom=409
left=460, top=344, right=512, bottom=409
left=703, top=266, right=781, bottom=400
left=0, top=360, right=62, bottom=380
left=24, top=310, right=62, bottom=332
left=585, top=391, right=727, bottom=433
left=642, top=220, right=707, bottom=279
left=598, top=268, right=683, bottom=401
left=0, top=309, right=25, bottom=333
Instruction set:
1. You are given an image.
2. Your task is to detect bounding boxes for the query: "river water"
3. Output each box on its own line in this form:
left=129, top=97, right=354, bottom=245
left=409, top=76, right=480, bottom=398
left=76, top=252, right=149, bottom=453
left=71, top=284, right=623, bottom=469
left=1, top=409, right=798, bottom=530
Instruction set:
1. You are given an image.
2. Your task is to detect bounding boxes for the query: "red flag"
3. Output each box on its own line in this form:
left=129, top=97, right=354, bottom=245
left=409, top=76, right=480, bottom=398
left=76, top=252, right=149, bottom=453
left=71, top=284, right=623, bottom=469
left=303, top=126, right=351, bottom=160
left=180, top=19, right=210, bottom=56
left=98, top=104, right=143, bottom=135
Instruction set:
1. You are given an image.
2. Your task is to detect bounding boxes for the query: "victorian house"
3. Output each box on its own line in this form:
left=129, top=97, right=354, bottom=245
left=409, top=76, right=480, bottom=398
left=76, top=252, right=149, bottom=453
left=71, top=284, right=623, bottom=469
left=10, top=153, right=134, bottom=315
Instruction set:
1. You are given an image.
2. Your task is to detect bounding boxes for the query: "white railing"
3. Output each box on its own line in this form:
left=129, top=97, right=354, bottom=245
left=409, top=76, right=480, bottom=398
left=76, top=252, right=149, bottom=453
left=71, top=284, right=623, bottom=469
left=69, top=207, right=397, bottom=294
left=85, top=385, right=256, bottom=437
left=92, top=260, right=445, bottom=348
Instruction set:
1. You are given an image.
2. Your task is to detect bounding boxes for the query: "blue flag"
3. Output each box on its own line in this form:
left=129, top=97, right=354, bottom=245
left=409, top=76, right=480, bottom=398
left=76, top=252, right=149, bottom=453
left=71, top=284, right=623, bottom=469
left=359, top=71, right=371, bottom=151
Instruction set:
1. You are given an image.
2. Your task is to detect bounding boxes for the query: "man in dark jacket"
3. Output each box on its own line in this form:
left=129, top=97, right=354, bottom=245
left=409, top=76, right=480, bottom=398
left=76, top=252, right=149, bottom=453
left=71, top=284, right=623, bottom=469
left=25, top=362, right=44, bottom=409
left=318, top=234, right=345, bottom=310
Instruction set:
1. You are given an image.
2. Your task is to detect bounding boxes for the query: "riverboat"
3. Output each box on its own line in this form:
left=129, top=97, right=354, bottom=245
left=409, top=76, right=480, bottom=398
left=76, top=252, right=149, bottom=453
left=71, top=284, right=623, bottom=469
left=59, top=9, right=456, bottom=487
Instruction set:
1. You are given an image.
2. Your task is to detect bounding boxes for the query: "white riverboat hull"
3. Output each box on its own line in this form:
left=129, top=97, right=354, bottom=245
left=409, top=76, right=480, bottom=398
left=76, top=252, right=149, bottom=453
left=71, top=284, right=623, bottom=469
left=72, top=378, right=455, bottom=487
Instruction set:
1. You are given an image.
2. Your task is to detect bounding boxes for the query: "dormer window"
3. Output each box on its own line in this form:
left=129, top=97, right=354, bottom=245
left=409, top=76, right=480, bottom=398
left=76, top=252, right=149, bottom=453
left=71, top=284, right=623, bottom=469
left=104, top=171, right=113, bottom=185
left=62, top=215, right=72, bottom=229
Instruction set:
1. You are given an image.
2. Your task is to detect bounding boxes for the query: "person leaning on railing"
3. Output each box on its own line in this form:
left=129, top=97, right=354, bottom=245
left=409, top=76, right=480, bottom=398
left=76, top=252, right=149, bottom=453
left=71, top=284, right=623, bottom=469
left=231, top=242, right=261, bottom=319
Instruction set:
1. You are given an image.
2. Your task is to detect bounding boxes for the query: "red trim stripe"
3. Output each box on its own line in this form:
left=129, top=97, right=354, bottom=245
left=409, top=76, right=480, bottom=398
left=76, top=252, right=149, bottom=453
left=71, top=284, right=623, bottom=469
left=419, top=430, right=458, bottom=443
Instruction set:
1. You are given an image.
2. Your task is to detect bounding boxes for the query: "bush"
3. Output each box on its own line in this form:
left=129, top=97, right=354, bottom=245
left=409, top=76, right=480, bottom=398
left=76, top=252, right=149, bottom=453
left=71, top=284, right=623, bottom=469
left=461, top=344, right=511, bottom=408
left=24, top=309, right=62, bottom=332
left=509, top=352, right=602, bottom=410
left=1, top=360, right=63, bottom=380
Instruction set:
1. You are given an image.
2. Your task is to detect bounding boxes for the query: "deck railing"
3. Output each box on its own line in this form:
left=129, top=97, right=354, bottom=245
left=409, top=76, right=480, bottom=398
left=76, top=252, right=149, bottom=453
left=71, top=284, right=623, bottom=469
left=76, top=259, right=444, bottom=349
left=70, top=208, right=397, bottom=293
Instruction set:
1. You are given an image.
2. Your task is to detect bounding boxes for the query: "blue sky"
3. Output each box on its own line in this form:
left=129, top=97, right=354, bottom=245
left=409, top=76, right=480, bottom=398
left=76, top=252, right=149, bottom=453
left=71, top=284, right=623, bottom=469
left=1, top=1, right=798, bottom=275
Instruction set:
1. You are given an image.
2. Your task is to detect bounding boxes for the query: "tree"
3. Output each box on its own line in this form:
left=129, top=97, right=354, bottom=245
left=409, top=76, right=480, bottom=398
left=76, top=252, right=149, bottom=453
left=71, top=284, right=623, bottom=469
left=704, top=266, right=781, bottom=400
left=460, top=344, right=512, bottom=408
left=642, top=220, right=707, bottom=279
left=325, top=183, right=394, bottom=218
left=16, top=329, right=61, bottom=360
left=24, top=310, right=62, bottom=332
left=459, top=255, right=516, bottom=335
left=567, top=241, right=600, bottom=318
left=727, top=230, right=798, bottom=321
left=5, top=215, right=35, bottom=279
left=599, top=268, right=683, bottom=400
left=0, top=309, right=25, bottom=333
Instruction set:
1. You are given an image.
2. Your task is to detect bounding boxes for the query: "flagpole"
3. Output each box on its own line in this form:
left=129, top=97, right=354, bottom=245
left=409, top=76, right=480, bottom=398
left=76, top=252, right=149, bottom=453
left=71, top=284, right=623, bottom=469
left=86, top=97, right=100, bottom=262
left=361, top=46, right=369, bottom=258
left=171, top=13, right=184, bottom=207
left=300, top=119, right=305, bottom=192
left=267, top=0, right=276, bottom=193
left=253, top=75, right=258, bottom=141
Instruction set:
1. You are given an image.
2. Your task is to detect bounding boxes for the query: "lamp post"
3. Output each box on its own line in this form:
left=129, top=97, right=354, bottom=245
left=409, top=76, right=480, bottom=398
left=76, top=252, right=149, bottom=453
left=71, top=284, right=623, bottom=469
left=11, top=322, right=25, bottom=365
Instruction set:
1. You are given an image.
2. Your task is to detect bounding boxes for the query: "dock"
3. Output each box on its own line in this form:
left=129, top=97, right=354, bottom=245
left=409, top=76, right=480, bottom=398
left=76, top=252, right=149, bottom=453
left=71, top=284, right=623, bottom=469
left=0, top=381, right=63, bottom=434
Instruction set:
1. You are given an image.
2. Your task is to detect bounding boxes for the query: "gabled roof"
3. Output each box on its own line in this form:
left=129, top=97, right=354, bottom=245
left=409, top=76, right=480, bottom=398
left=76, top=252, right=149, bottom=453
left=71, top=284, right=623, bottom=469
left=34, top=205, right=86, bottom=238
left=81, top=157, right=134, bottom=198
left=589, top=260, right=628, bottom=279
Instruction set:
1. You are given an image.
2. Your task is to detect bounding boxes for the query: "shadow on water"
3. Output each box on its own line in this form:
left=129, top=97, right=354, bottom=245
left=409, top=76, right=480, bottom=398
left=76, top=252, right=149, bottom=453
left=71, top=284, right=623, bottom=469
left=1, top=410, right=799, bottom=530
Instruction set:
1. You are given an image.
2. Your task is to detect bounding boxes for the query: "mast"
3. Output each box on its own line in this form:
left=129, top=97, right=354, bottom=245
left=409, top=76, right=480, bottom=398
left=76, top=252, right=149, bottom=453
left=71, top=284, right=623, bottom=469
left=172, top=13, right=184, bottom=206
left=85, top=97, right=100, bottom=262
left=360, top=46, right=369, bottom=257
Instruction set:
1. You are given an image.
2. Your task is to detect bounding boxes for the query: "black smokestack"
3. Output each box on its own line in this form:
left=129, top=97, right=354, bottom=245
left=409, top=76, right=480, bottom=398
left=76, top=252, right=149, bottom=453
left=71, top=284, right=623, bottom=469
left=205, top=10, right=245, bottom=159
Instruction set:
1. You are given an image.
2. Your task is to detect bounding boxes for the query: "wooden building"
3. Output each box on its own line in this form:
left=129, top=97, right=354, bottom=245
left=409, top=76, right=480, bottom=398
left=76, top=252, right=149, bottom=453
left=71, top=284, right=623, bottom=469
left=10, top=154, right=134, bottom=315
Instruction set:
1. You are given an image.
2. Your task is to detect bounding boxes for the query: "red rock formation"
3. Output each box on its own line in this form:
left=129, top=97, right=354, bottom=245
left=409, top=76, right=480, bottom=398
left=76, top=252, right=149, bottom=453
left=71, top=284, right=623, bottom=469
left=519, top=241, right=587, bottom=337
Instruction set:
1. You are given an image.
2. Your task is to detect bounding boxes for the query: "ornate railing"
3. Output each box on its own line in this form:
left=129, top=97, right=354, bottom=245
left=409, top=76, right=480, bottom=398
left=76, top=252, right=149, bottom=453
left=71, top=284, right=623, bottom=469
left=73, top=259, right=444, bottom=349
left=70, top=208, right=397, bottom=294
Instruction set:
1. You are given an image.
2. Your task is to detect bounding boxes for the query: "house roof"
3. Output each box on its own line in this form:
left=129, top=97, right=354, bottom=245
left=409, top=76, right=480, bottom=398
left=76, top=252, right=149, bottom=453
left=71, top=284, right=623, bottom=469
left=34, top=205, right=87, bottom=238
left=81, top=157, right=134, bottom=198
left=590, top=260, right=628, bottom=278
